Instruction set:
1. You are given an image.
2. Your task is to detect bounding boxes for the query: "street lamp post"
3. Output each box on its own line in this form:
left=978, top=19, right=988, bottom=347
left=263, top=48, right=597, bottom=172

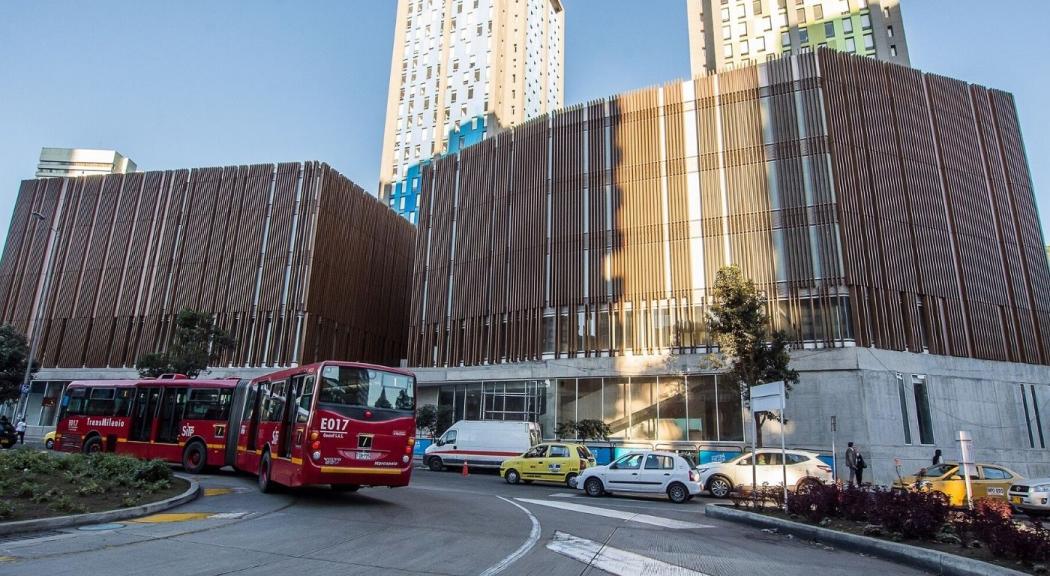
left=15, top=211, right=59, bottom=422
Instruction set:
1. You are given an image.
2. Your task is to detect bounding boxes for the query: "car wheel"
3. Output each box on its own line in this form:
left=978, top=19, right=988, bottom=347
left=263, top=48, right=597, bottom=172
left=182, top=441, right=208, bottom=474
left=565, top=472, right=578, bottom=488
left=427, top=456, right=444, bottom=472
left=584, top=477, right=605, bottom=497
left=505, top=469, right=521, bottom=484
left=795, top=477, right=820, bottom=494
left=667, top=482, right=689, bottom=504
left=45, top=438, right=55, bottom=450
left=82, top=435, right=103, bottom=455
left=708, top=475, right=732, bottom=498
left=258, top=452, right=275, bottom=493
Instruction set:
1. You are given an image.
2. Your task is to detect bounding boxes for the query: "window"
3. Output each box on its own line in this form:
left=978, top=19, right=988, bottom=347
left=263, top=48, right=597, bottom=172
left=755, top=36, right=766, bottom=51
left=799, top=28, right=809, bottom=43
left=722, top=25, right=732, bottom=39
left=740, top=39, right=750, bottom=54
left=814, top=4, right=823, bottom=19
left=863, top=33, right=874, bottom=50
left=576, top=445, right=593, bottom=459
left=762, top=15, right=772, bottom=31
left=824, top=21, right=835, bottom=37
left=442, top=429, right=457, bottom=445
left=890, top=45, right=898, bottom=57
left=779, top=12, right=788, bottom=28
left=887, top=25, right=894, bottom=37
left=861, top=13, right=872, bottom=29
left=723, top=43, right=733, bottom=58
left=721, top=7, right=730, bottom=21
left=755, top=452, right=783, bottom=466
left=843, top=17, right=854, bottom=34
left=896, top=373, right=912, bottom=444
left=982, top=467, right=1012, bottom=480
left=753, top=1, right=762, bottom=15
left=297, top=376, right=314, bottom=423
left=781, top=31, right=791, bottom=47
left=796, top=7, right=806, bottom=23
left=613, top=453, right=644, bottom=470
left=777, top=0, right=786, bottom=8
left=185, top=388, right=233, bottom=420
left=549, top=445, right=570, bottom=458
left=913, top=375, right=934, bottom=444
left=785, top=453, right=809, bottom=465
left=644, top=454, right=675, bottom=470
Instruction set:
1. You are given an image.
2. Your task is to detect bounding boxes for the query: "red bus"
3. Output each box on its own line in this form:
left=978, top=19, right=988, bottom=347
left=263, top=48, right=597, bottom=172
left=54, top=361, right=417, bottom=492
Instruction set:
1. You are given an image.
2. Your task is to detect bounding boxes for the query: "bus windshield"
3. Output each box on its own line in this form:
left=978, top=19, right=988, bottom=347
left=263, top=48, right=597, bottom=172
left=318, top=365, right=415, bottom=412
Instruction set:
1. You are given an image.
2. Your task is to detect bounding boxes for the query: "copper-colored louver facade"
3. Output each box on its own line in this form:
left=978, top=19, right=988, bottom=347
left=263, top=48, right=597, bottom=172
left=0, top=162, right=416, bottom=369
left=408, top=49, right=1050, bottom=368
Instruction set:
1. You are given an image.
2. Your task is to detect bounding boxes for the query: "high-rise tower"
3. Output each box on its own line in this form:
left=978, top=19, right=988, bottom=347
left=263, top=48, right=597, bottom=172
left=379, top=0, right=565, bottom=224
left=686, top=0, right=908, bottom=76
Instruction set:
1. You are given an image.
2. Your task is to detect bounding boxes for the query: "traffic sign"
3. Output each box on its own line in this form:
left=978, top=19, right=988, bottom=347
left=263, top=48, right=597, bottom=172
left=20, top=383, right=30, bottom=394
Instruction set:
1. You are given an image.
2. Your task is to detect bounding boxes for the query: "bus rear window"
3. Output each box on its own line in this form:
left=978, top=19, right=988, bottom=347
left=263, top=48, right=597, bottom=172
left=319, top=366, right=415, bottom=411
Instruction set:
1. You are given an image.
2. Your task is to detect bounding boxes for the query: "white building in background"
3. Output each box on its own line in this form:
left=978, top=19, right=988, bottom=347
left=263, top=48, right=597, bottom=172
left=378, top=0, right=565, bottom=223
left=36, top=148, right=137, bottom=179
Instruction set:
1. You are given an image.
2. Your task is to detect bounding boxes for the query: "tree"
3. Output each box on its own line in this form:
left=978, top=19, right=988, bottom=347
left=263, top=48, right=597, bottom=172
left=708, top=265, right=798, bottom=448
left=0, top=324, right=37, bottom=403
left=136, top=309, right=235, bottom=379
left=434, top=405, right=454, bottom=437
left=416, top=404, right=437, bottom=436
left=555, top=419, right=612, bottom=441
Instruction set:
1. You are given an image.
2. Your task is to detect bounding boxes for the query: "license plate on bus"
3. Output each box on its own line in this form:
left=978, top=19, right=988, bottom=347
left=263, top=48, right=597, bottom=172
left=356, top=451, right=374, bottom=460
left=1011, top=496, right=1023, bottom=505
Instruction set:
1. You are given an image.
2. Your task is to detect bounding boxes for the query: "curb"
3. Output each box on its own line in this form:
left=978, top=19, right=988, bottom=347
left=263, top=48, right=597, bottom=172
left=0, top=473, right=201, bottom=536
left=704, top=504, right=1027, bottom=576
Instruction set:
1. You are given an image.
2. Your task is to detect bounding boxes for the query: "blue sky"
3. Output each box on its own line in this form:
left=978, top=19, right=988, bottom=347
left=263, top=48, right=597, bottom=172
left=0, top=1, right=1047, bottom=251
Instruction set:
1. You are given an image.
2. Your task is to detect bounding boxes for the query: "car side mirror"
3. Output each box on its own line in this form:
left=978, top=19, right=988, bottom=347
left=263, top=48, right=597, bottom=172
left=610, top=463, right=618, bottom=470
left=436, top=439, right=445, bottom=446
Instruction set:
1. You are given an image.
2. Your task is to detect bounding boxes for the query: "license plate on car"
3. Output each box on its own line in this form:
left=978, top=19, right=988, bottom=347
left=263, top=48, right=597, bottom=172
left=988, top=487, right=1005, bottom=497
left=1011, top=496, right=1023, bottom=505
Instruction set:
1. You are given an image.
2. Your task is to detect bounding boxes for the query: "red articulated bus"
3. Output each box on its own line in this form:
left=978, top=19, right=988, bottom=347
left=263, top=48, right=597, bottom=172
left=54, top=361, right=417, bottom=493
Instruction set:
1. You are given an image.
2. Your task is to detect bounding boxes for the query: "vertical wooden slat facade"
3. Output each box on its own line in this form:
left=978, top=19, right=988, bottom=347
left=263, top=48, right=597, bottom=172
left=409, top=49, right=1050, bottom=368
left=0, top=162, right=416, bottom=369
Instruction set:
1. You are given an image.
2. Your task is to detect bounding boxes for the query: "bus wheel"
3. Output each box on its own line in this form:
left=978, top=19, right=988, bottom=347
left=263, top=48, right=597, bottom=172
left=427, top=457, right=444, bottom=472
left=82, top=436, right=102, bottom=455
left=182, top=441, right=208, bottom=475
left=258, top=452, right=275, bottom=493
left=331, top=484, right=360, bottom=493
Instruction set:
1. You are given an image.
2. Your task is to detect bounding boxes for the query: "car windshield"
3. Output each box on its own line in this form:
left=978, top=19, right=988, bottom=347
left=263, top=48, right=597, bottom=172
left=920, top=464, right=958, bottom=478
left=318, top=365, right=415, bottom=411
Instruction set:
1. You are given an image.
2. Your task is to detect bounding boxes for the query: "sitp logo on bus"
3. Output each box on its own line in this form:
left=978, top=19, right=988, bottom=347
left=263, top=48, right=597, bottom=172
left=181, top=424, right=196, bottom=437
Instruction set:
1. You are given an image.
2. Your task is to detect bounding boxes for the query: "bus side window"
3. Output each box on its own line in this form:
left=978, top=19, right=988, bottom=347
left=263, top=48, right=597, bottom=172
left=297, top=376, right=314, bottom=423
left=265, top=381, right=286, bottom=422
left=114, top=388, right=134, bottom=417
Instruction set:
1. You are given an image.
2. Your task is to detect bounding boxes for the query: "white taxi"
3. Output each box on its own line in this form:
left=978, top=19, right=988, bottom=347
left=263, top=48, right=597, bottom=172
left=574, top=450, right=702, bottom=504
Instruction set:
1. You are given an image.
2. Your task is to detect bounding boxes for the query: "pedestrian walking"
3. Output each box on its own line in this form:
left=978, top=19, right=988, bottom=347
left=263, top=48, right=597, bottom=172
left=15, top=418, right=25, bottom=445
left=932, top=449, right=943, bottom=466
left=845, top=442, right=858, bottom=487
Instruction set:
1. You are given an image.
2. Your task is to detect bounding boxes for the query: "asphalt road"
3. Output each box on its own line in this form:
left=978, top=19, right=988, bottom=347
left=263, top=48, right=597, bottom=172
left=0, top=464, right=929, bottom=576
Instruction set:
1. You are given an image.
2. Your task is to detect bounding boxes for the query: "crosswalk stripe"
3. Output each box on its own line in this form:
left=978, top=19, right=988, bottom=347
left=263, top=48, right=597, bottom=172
left=547, top=531, right=710, bottom=576
left=515, top=498, right=712, bottom=529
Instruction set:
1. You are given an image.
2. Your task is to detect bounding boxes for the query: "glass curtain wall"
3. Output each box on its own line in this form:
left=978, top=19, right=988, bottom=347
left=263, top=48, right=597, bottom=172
left=434, top=375, right=743, bottom=442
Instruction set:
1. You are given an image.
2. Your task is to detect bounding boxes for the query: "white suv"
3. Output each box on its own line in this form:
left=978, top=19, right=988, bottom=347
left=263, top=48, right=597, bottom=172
left=697, top=449, right=832, bottom=498
left=575, top=450, right=702, bottom=504
left=1009, top=478, right=1050, bottom=517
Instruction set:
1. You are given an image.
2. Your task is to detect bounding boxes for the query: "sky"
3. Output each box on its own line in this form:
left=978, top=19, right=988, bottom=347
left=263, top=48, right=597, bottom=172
left=0, top=1, right=1047, bottom=253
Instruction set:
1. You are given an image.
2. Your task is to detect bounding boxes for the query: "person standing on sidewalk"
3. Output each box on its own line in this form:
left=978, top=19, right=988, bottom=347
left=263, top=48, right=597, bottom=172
left=15, top=418, right=26, bottom=445
left=845, top=442, right=858, bottom=487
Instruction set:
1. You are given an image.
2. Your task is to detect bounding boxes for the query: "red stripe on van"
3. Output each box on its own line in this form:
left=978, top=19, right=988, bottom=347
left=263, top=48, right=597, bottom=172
left=437, top=450, right=521, bottom=457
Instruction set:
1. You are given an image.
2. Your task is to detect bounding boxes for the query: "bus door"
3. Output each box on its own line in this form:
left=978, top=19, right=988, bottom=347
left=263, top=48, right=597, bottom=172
left=154, top=387, right=189, bottom=461
left=236, top=382, right=264, bottom=472
left=282, top=374, right=314, bottom=461
left=130, top=387, right=162, bottom=444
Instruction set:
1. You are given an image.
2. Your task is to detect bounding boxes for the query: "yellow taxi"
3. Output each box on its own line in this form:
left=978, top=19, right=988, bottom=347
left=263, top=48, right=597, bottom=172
left=895, top=462, right=1022, bottom=507
left=43, top=430, right=57, bottom=450
left=501, top=442, right=596, bottom=487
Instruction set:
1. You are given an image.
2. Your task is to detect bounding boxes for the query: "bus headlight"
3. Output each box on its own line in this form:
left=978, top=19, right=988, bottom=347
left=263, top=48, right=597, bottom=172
left=312, top=451, right=321, bottom=461
left=402, top=455, right=410, bottom=464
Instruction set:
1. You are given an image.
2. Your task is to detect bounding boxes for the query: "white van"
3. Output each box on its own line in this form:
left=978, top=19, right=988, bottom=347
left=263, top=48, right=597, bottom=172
left=424, top=420, right=541, bottom=471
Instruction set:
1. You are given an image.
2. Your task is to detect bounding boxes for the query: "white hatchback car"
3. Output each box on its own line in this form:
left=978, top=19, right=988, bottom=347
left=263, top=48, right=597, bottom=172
left=697, top=449, right=833, bottom=498
left=1009, top=477, right=1050, bottom=517
left=575, top=451, right=702, bottom=504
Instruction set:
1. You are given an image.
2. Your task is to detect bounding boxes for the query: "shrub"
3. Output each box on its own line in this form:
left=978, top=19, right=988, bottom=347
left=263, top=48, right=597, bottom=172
left=50, top=495, right=87, bottom=515
left=0, top=500, right=14, bottom=519
left=787, top=484, right=839, bottom=523
left=869, top=488, right=949, bottom=539
left=952, top=497, right=1050, bottom=563
left=839, top=485, right=872, bottom=522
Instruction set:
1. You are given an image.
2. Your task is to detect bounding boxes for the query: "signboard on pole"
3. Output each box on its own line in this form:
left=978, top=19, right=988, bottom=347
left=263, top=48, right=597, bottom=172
left=750, top=381, right=785, bottom=413
left=958, top=431, right=975, bottom=509
left=20, top=383, right=30, bottom=395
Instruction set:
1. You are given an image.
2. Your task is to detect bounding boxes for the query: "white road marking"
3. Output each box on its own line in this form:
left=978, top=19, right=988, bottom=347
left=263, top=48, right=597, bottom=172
left=549, top=492, right=578, bottom=498
left=547, top=531, right=711, bottom=576
left=478, top=497, right=541, bottom=576
left=515, top=498, right=712, bottom=530
left=209, top=512, right=251, bottom=519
